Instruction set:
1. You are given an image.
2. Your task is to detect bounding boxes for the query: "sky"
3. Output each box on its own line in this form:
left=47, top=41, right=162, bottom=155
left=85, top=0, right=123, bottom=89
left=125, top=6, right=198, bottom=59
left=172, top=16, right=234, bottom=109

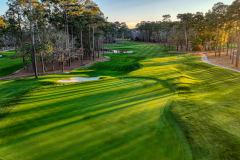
left=0, top=0, right=234, bottom=28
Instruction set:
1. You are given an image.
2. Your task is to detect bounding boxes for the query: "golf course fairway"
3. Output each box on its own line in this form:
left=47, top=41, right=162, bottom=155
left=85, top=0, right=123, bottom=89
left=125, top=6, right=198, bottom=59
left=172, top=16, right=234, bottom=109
left=0, top=50, right=31, bottom=78
left=1, top=42, right=240, bottom=159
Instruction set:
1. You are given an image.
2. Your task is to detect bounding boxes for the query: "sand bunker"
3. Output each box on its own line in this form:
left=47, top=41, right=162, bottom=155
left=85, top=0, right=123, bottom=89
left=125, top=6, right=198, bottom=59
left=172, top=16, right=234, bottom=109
left=58, top=77, right=100, bottom=83
left=113, top=50, right=133, bottom=53
left=0, top=55, right=2, bottom=57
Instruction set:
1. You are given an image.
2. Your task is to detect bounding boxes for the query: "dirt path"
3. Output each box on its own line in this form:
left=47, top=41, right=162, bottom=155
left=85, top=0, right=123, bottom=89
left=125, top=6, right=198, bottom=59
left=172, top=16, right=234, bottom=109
left=200, top=52, right=240, bottom=73
left=202, top=50, right=240, bottom=72
left=142, top=42, right=240, bottom=72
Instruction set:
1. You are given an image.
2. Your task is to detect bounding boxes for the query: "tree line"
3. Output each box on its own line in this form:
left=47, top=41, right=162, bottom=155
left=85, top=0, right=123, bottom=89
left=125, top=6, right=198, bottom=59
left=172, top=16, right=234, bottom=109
left=0, top=0, right=130, bottom=78
left=133, top=0, right=240, bottom=67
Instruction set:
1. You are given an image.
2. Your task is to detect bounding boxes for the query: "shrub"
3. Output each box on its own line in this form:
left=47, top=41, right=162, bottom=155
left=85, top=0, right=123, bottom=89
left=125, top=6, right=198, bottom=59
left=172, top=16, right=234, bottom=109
left=191, top=36, right=202, bottom=48
left=192, top=45, right=204, bottom=53
left=135, top=36, right=140, bottom=41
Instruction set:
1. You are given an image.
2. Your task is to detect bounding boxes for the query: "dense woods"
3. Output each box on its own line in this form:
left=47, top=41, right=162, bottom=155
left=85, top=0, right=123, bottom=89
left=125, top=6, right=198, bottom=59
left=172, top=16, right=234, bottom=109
left=2, top=0, right=240, bottom=78
left=0, top=0, right=130, bottom=78
left=133, top=0, right=240, bottom=67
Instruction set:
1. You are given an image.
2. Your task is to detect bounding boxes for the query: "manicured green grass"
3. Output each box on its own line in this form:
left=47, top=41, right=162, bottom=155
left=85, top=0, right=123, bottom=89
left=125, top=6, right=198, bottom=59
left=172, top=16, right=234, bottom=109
left=1, top=42, right=240, bottom=159
left=0, top=51, right=30, bottom=77
left=0, top=78, right=184, bottom=160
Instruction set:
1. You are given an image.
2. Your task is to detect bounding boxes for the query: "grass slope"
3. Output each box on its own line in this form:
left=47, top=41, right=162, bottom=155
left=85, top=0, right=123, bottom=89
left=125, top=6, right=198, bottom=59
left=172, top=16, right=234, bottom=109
left=0, top=51, right=30, bottom=77
left=1, top=42, right=240, bottom=159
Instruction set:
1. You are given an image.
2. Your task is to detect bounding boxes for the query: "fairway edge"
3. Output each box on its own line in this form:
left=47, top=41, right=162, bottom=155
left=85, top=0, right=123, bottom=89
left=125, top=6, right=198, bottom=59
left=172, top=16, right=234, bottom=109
left=165, top=98, right=193, bottom=160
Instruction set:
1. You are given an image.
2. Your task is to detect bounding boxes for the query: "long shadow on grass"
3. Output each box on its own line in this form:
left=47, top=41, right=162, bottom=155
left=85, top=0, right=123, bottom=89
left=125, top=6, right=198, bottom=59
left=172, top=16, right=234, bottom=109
left=8, top=109, right=183, bottom=160
left=1, top=79, right=172, bottom=144
left=0, top=79, right=54, bottom=122
left=0, top=89, right=171, bottom=140
left=18, top=78, right=140, bottom=103
left=48, top=115, right=178, bottom=160
left=1, top=88, right=173, bottom=148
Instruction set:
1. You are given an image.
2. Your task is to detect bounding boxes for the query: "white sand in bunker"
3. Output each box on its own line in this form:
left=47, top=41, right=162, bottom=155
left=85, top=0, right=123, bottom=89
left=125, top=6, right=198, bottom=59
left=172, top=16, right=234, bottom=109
left=106, top=50, right=133, bottom=54
left=113, top=50, right=133, bottom=53
left=58, top=77, right=100, bottom=83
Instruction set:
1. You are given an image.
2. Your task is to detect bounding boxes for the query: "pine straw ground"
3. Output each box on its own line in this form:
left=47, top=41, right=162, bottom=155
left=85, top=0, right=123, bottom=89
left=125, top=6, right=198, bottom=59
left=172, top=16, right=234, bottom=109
left=0, top=50, right=106, bottom=80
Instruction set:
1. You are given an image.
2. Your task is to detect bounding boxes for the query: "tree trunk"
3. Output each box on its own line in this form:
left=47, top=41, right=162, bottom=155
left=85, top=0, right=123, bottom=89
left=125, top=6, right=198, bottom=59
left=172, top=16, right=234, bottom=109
left=107, top=33, right=109, bottom=45
left=219, top=43, right=221, bottom=57
left=92, top=18, right=95, bottom=61
left=29, top=0, right=38, bottom=79
left=236, top=31, right=240, bottom=67
left=23, top=55, right=25, bottom=69
left=169, top=40, right=170, bottom=50
left=122, top=32, right=124, bottom=45
left=215, top=17, right=218, bottom=56
left=40, top=53, right=45, bottom=73
left=227, top=30, right=230, bottom=56
left=81, top=55, right=83, bottom=65
left=148, top=31, right=150, bottom=42
left=71, top=17, right=74, bottom=48
left=52, top=61, right=54, bottom=71
left=233, top=21, right=238, bottom=64
left=65, top=14, right=68, bottom=64
left=103, top=39, right=105, bottom=57
left=35, top=20, right=46, bottom=74
left=80, top=18, right=83, bottom=49
left=165, top=32, right=167, bottom=51
left=17, top=11, right=23, bottom=48
left=26, top=60, right=29, bottom=72
left=4, top=35, right=8, bottom=50
left=66, top=16, right=71, bottom=66
left=231, top=29, right=233, bottom=59
left=44, top=60, right=47, bottom=72
left=89, top=25, right=91, bottom=60
left=62, top=61, right=64, bottom=72
left=185, top=25, right=188, bottom=51
left=210, top=36, right=212, bottom=51
left=98, top=39, right=100, bottom=58
left=35, top=20, right=41, bottom=42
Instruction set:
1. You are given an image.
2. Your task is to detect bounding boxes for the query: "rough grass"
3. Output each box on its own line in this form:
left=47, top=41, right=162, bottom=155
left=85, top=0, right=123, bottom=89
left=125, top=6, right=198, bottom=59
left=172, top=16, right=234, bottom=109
left=1, top=42, right=240, bottom=159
